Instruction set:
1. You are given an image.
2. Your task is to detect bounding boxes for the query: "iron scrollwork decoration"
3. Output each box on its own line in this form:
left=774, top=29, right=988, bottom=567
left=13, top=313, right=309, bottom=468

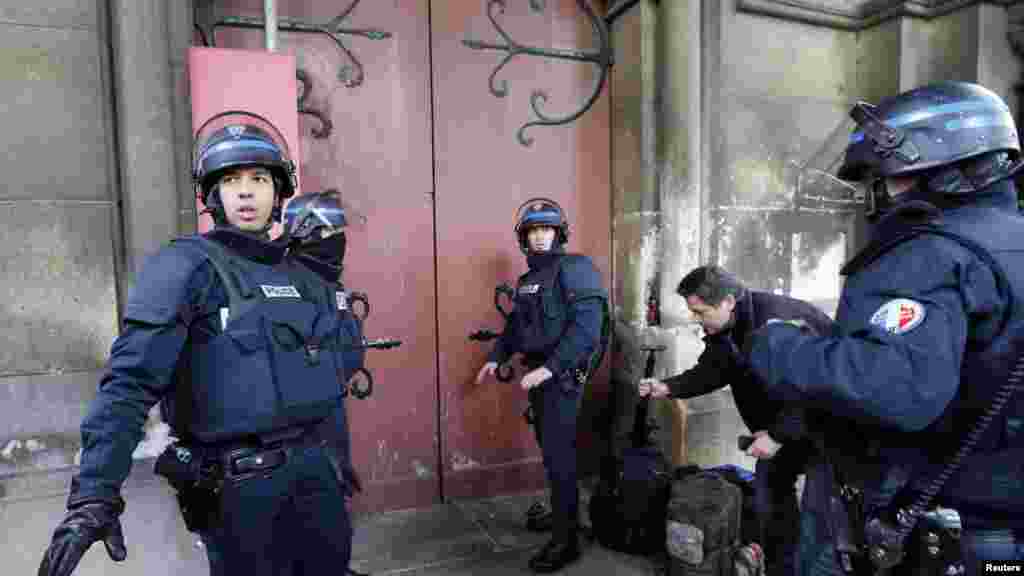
left=295, top=69, right=332, bottom=139
left=605, top=0, right=643, bottom=26
left=462, top=0, right=612, bottom=147
left=197, top=0, right=391, bottom=139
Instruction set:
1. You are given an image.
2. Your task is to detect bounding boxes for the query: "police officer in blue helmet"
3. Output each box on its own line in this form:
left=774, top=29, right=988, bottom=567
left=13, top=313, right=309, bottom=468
left=194, top=113, right=296, bottom=234
left=746, top=82, right=1024, bottom=575
left=283, top=188, right=369, bottom=576
left=283, top=189, right=366, bottom=388
left=38, top=111, right=355, bottom=576
left=475, top=198, right=608, bottom=573
left=284, top=189, right=349, bottom=277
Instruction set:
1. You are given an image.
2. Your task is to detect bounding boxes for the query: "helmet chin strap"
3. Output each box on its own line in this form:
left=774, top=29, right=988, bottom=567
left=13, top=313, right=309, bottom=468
left=917, top=152, right=1021, bottom=199
left=866, top=176, right=925, bottom=222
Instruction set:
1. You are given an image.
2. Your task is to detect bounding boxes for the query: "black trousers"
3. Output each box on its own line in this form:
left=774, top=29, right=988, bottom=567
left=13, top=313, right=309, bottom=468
left=529, top=374, right=583, bottom=545
left=754, top=439, right=811, bottom=576
left=199, top=442, right=352, bottom=576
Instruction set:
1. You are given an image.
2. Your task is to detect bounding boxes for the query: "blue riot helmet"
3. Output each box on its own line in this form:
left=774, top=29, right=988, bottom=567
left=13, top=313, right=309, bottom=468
left=514, top=197, right=570, bottom=254
left=837, top=82, right=1021, bottom=217
left=192, top=110, right=297, bottom=226
left=283, top=188, right=349, bottom=244
left=283, top=189, right=350, bottom=277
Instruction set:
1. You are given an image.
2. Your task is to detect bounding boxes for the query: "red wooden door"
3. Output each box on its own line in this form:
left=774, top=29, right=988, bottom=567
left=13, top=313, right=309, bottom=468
left=202, top=0, right=609, bottom=512
left=431, top=0, right=611, bottom=501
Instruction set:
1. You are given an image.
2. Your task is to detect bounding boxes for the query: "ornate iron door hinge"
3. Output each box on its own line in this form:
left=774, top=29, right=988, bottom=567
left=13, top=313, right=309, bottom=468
left=195, top=0, right=391, bottom=139
left=462, top=0, right=614, bottom=147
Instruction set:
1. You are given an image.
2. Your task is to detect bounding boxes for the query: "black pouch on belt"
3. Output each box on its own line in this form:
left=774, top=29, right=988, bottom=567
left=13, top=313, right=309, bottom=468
left=155, top=443, right=223, bottom=533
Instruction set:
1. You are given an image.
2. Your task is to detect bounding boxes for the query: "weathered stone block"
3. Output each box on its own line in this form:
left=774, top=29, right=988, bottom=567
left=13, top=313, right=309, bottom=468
left=0, top=24, right=112, bottom=201
left=0, top=203, right=119, bottom=377
left=0, top=0, right=98, bottom=29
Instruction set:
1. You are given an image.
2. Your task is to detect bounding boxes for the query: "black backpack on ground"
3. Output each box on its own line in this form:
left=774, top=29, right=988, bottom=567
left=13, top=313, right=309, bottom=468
left=589, top=443, right=671, bottom=555
left=588, top=347, right=672, bottom=556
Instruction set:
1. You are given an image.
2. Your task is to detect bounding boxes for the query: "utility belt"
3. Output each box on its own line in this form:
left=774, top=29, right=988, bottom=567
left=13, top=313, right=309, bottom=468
left=154, top=424, right=330, bottom=533
left=522, top=353, right=594, bottom=386
left=215, top=425, right=325, bottom=479
left=521, top=355, right=590, bottom=426
left=829, top=479, right=964, bottom=576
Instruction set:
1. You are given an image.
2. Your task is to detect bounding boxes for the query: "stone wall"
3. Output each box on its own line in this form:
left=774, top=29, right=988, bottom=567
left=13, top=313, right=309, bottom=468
left=0, top=1, right=203, bottom=572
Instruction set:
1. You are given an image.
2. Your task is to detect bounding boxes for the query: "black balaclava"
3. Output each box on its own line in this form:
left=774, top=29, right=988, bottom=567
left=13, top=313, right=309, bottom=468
left=296, top=232, right=347, bottom=283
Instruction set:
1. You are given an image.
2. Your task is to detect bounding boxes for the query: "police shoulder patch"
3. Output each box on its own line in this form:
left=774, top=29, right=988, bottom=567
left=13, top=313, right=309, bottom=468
left=260, top=284, right=301, bottom=298
left=869, top=298, right=926, bottom=335
left=336, top=290, right=349, bottom=311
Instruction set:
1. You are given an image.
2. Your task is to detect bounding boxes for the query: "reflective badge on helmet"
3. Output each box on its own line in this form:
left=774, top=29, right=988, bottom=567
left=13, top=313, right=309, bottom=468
left=869, top=298, right=926, bottom=334
left=336, top=291, right=348, bottom=311
left=519, top=284, right=540, bottom=295
left=260, top=285, right=301, bottom=298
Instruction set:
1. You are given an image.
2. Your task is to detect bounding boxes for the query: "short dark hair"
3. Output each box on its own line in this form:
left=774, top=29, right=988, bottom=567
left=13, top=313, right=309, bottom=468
left=676, top=265, right=747, bottom=306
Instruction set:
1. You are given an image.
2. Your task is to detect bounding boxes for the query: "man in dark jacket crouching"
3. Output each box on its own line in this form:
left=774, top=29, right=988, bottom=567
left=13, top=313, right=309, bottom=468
left=639, top=265, right=833, bottom=576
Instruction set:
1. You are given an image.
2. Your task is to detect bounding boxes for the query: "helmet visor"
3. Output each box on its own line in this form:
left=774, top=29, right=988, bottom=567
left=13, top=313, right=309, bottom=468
left=283, top=188, right=368, bottom=244
left=794, top=114, right=865, bottom=209
left=515, top=198, right=566, bottom=231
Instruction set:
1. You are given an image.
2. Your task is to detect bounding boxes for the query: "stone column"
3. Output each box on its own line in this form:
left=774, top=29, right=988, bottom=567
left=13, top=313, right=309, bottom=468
left=110, top=0, right=181, bottom=280
left=609, top=0, right=706, bottom=468
left=168, top=1, right=197, bottom=235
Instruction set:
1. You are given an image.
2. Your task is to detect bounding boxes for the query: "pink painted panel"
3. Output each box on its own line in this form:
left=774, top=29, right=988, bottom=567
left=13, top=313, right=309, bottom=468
left=188, top=46, right=299, bottom=233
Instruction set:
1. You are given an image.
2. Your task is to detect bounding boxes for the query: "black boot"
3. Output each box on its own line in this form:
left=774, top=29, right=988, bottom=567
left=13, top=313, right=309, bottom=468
left=528, top=537, right=581, bottom=573
left=525, top=501, right=553, bottom=532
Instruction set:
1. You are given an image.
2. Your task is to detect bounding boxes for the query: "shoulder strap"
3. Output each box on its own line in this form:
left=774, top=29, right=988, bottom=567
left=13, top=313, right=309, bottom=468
left=192, top=236, right=255, bottom=313
left=172, top=235, right=273, bottom=327
left=165, top=236, right=258, bottom=442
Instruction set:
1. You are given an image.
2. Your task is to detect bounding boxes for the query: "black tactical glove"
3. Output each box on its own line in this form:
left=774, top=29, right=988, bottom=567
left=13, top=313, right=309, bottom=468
left=38, top=499, right=126, bottom=576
